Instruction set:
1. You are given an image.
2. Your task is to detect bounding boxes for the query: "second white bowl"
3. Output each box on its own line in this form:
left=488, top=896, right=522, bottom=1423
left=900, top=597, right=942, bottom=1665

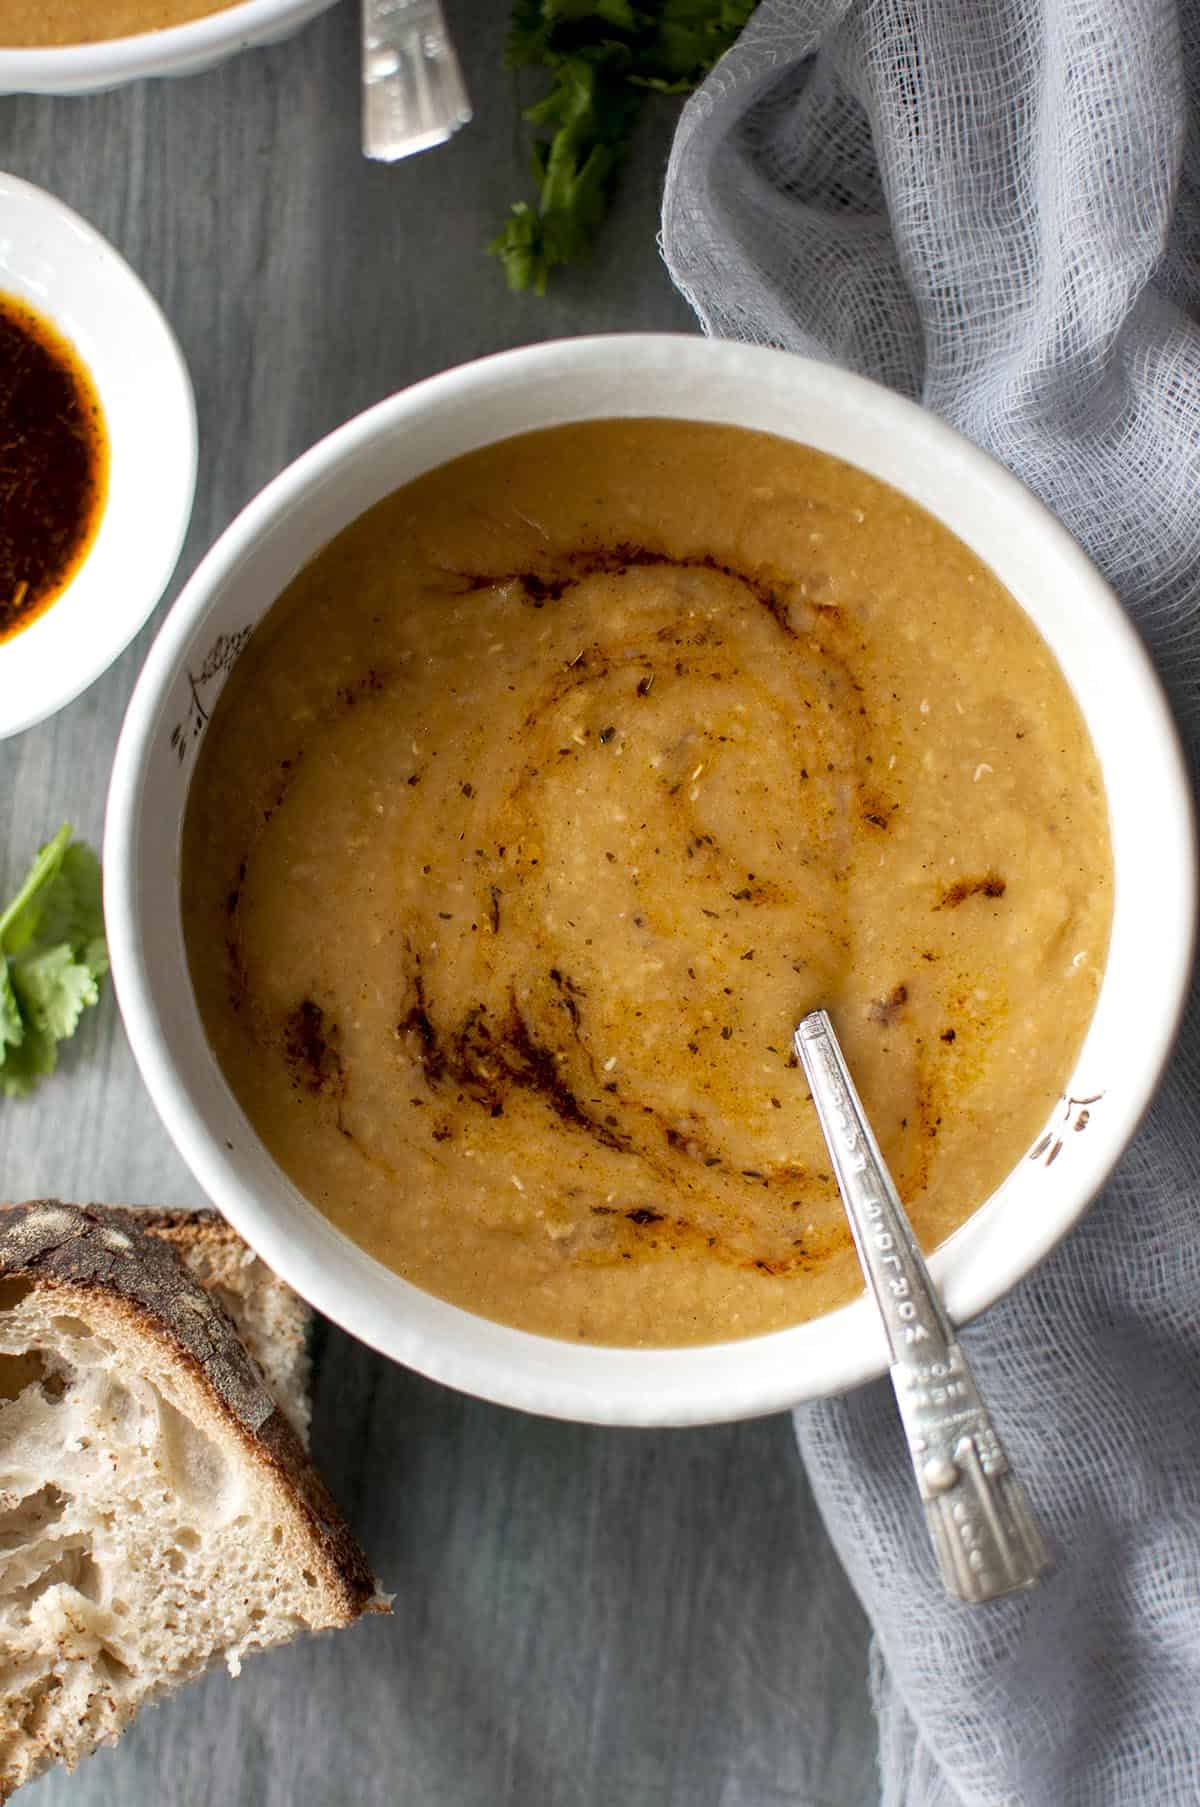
left=0, top=173, right=196, bottom=739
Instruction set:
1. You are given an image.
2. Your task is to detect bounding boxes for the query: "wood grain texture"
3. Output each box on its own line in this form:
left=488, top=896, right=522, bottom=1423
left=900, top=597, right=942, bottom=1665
left=0, top=3, right=876, bottom=1800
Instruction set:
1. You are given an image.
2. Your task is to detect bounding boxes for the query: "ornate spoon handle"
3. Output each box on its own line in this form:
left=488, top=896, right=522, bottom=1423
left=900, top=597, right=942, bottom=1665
left=361, top=0, right=473, bottom=163
left=793, top=1009, right=1050, bottom=1604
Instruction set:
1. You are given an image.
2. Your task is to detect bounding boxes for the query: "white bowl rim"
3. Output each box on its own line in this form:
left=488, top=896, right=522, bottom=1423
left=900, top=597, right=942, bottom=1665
left=106, top=333, right=1198, bottom=1425
left=0, top=0, right=333, bottom=86
left=0, top=171, right=198, bottom=737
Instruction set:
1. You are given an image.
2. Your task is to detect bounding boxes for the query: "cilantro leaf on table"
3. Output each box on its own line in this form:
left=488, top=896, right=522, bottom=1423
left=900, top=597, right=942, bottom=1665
left=11, top=944, right=101, bottom=1043
left=0, top=961, right=22, bottom=1051
left=0, top=824, right=108, bottom=1099
left=491, top=0, right=758, bottom=292
left=0, top=1018, right=58, bottom=1097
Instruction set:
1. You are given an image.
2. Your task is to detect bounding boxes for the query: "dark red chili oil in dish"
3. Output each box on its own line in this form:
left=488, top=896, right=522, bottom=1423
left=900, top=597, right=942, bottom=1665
left=0, top=293, right=108, bottom=646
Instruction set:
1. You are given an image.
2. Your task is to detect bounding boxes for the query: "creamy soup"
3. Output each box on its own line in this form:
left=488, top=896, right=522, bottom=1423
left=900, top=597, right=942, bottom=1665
left=182, top=421, right=1112, bottom=1348
left=0, top=0, right=239, bottom=45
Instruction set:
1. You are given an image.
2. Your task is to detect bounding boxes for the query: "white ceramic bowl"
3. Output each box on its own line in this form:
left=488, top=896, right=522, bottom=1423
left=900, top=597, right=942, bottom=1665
left=105, top=336, right=1196, bottom=1426
left=0, top=173, right=196, bottom=738
left=0, top=0, right=335, bottom=94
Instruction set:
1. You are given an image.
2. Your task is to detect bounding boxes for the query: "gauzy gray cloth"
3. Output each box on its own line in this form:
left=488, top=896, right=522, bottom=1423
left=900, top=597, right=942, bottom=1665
left=662, top=4, right=1200, bottom=1804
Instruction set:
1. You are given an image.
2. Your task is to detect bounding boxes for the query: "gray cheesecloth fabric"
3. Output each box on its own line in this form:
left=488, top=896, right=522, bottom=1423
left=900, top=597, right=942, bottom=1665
left=661, top=3, right=1200, bottom=1803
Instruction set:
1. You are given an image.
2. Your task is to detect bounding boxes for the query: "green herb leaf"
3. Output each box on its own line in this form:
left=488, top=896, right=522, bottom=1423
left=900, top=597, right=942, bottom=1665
left=1, top=1020, right=57, bottom=1099
left=0, top=824, right=108, bottom=1099
left=10, top=945, right=100, bottom=1043
left=492, top=0, right=757, bottom=291
left=0, top=823, right=72, bottom=953
left=34, top=841, right=106, bottom=970
left=0, top=960, right=23, bottom=1055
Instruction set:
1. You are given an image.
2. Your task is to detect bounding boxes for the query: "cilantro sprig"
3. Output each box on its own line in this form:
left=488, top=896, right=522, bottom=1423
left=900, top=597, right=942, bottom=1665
left=0, top=825, right=108, bottom=1098
left=491, top=0, right=758, bottom=293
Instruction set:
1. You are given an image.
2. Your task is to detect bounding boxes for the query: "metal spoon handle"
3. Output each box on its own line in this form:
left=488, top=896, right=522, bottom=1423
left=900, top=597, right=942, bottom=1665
left=794, top=1009, right=1050, bottom=1604
left=362, top=0, right=473, bottom=163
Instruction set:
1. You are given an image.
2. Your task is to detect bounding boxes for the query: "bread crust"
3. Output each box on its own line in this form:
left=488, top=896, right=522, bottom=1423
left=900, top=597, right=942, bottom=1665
left=0, top=1201, right=380, bottom=1626
left=90, top=1206, right=313, bottom=1443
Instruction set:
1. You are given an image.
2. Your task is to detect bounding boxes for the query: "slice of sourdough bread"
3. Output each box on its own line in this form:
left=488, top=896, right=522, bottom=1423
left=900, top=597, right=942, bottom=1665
left=0, top=1201, right=385, bottom=1802
left=131, top=1208, right=313, bottom=1447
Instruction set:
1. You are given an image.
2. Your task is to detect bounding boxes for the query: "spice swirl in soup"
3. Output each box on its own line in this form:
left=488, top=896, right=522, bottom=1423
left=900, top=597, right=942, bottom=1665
left=182, top=421, right=1112, bottom=1347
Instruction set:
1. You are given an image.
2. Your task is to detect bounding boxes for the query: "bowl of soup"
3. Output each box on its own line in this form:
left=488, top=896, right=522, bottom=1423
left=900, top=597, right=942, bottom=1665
left=104, top=335, right=1196, bottom=1425
left=0, top=0, right=335, bottom=93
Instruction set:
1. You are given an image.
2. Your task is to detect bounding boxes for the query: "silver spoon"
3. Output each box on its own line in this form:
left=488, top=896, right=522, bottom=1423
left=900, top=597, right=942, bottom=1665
left=793, top=1008, right=1050, bottom=1604
left=361, top=0, right=473, bottom=163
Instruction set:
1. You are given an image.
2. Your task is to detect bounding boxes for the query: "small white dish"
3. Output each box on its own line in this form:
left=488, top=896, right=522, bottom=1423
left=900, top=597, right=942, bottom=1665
left=0, top=0, right=336, bottom=95
left=105, top=335, right=1196, bottom=1427
left=0, top=173, right=196, bottom=740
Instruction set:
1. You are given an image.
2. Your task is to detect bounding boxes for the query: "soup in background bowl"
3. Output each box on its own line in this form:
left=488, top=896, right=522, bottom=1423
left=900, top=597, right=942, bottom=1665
left=0, top=0, right=242, bottom=44
left=0, top=0, right=334, bottom=91
left=105, top=336, right=1196, bottom=1425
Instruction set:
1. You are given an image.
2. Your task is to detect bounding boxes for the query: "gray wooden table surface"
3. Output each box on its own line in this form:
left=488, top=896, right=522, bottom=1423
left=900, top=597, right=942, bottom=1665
left=0, top=6, right=876, bottom=1801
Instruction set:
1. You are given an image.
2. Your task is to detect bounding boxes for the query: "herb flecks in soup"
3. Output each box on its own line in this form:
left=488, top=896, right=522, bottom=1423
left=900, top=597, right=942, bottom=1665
left=0, top=296, right=107, bottom=647
left=0, top=0, right=239, bottom=45
left=182, top=422, right=1112, bottom=1347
